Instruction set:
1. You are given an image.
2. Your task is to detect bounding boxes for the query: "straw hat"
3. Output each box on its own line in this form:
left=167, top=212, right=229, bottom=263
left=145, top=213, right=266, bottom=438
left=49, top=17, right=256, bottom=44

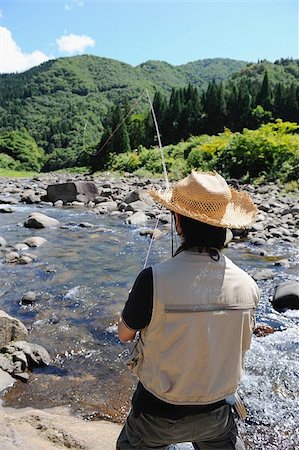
left=149, top=171, right=258, bottom=229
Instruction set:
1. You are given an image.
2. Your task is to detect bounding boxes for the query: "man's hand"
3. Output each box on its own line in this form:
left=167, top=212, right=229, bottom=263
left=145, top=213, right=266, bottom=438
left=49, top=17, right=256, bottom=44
left=118, top=315, right=137, bottom=342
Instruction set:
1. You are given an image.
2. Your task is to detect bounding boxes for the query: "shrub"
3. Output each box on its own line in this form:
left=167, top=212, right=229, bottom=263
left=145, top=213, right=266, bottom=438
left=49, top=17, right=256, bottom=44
left=0, top=129, right=45, bottom=171
left=109, top=150, right=141, bottom=172
left=0, top=153, right=19, bottom=170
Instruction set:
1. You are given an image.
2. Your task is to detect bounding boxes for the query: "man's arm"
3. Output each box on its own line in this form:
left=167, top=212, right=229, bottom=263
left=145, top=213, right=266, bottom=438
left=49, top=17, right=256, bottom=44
left=117, top=267, right=153, bottom=343
left=118, top=315, right=137, bottom=342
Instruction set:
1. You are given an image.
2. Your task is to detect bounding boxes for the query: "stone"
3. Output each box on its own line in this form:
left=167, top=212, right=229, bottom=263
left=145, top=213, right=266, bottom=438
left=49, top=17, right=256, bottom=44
left=47, top=181, right=99, bottom=204
left=252, top=269, right=274, bottom=281
left=254, top=324, right=275, bottom=337
left=125, top=211, right=148, bottom=225
left=54, top=200, right=63, bottom=207
left=69, top=201, right=85, bottom=207
left=76, top=194, right=88, bottom=203
left=258, top=203, right=271, bottom=212
left=123, top=189, right=155, bottom=206
left=13, top=370, right=30, bottom=382
left=0, top=353, right=14, bottom=373
left=24, top=212, right=60, bottom=229
left=78, top=222, right=94, bottom=228
left=94, top=201, right=118, bottom=213
left=0, top=310, right=29, bottom=347
left=13, top=243, right=29, bottom=251
left=23, top=237, right=47, bottom=248
left=17, top=256, right=34, bottom=265
left=251, top=222, right=265, bottom=232
left=21, top=291, right=38, bottom=305
left=0, top=206, right=14, bottom=213
left=224, top=229, right=234, bottom=245
left=125, top=200, right=151, bottom=213
left=273, top=259, right=290, bottom=268
left=3, top=341, right=50, bottom=367
left=157, top=213, right=171, bottom=224
left=12, top=350, right=28, bottom=371
left=271, top=280, right=299, bottom=312
left=139, top=228, right=163, bottom=240
left=0, top=236, right=7, bottom=247
left=5, top=251, right=20, bottom=263
left=250, top=237, right=267, bottom=246
left=0, top=196, right=18, bottom=205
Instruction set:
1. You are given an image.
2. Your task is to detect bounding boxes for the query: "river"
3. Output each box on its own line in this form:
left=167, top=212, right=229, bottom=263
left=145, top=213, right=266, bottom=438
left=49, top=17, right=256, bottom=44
left=0, top=203, right=298, bottom=449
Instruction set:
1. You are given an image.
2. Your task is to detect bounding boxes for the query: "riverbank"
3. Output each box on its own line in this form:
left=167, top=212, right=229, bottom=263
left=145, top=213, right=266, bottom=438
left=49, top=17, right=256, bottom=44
left=0, top=395, right=121, bottom=450
left=0, top=172, right=298, bottom=449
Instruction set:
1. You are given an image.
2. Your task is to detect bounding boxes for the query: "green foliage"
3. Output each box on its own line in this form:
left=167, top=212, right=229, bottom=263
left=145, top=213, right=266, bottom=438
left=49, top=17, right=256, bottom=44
left=213, top=120, right=299, bottom=182
left=109, top=150, right=141, bottom=172
left=107, top=120, right=299, bottom=183
left=284, top=180, right=299, bottom=193
left=0, top=153, right=19, bottom=170
left=0, top=129, right=44, bottom=171
left=186, top=131, right=232, bottom=172
left=0, top=56, right=298, bottom=172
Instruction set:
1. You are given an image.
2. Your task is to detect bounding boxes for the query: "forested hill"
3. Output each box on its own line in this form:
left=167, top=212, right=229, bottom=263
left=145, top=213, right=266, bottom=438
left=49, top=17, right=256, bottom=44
left=0, top=55, right=298, bottom=171
left=0, top=55, right=247, bottom=168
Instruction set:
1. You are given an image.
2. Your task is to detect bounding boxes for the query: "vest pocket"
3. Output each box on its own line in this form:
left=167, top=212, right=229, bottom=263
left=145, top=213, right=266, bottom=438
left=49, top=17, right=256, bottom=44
left=126, top=338, right=144, bottom=375
left=158, top=311, right=191, bottom=395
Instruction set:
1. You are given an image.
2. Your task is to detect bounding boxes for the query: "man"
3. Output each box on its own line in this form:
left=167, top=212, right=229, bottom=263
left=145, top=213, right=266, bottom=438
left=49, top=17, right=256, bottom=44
left=117, top=171, right=260, bottom=450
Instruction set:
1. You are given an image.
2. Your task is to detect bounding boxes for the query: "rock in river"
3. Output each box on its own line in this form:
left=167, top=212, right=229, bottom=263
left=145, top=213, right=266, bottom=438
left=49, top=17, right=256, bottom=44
left=271, top=280, right=299, bottom=312
left=24, top=212, right=60, bottom=229
left=0, top=310, right=29, bottom=347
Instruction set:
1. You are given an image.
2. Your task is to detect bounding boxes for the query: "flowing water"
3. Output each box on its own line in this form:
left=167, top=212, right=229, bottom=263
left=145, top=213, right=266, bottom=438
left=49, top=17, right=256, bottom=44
left=0, top=204, right=298, bottom=449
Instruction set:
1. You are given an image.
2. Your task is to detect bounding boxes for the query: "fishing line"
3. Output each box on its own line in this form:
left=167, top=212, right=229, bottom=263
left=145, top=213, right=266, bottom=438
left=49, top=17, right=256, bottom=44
left=143, top=217, right=160, bottom=270
left=145, top=90, right=170, bottom=191
left=93, top=92, right=145, bottom=158
left=142, top=90, right=172, bottom=268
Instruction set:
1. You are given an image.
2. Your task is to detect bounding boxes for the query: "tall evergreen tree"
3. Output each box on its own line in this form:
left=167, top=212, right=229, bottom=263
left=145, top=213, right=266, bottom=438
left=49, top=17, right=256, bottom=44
left=179, top=85, right=202, bottom=139
left=256, top=71, right=273, bottom=112
left=164, top=88, right=183, bottom=144
left=110, top=105, right=131, bottom=154
left=201, top=81, right=226, bottom=135
left=273, top=83, right=286, bottom=119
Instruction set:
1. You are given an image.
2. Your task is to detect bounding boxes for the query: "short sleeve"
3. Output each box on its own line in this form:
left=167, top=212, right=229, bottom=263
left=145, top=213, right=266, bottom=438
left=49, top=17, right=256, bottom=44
left=122, top=267, right=153, bottom=331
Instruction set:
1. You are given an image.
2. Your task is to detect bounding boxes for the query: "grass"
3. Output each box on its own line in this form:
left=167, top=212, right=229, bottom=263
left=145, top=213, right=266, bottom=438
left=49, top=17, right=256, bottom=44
left=0, top=168, right=38, bottom=178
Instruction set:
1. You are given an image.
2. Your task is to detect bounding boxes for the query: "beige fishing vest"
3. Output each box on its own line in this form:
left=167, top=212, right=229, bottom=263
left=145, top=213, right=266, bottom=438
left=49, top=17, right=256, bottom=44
left=128, top=250, right=260, bottom=405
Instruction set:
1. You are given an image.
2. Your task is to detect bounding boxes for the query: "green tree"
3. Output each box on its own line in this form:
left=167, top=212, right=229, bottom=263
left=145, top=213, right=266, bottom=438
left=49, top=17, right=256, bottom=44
left=256, top=71, right=273, bottom=111
left=201, top=81, right=226, bottom=135
left=0, top=128, right=44, bottom=171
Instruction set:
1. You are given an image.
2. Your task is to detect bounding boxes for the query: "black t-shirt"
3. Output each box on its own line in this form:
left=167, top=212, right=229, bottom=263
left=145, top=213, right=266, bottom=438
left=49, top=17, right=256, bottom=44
left=121, top=266, right=226, bottom=419
left=122, top=267, right=153, bottom=331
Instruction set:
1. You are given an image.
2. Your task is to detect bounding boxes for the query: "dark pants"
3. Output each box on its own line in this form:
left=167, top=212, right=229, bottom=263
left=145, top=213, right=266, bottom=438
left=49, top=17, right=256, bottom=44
left=116, top=405, right=245, bottom=449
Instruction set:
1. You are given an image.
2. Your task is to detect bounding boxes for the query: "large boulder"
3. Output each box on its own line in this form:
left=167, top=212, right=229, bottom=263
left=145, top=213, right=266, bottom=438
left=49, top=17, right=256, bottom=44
left=24, top=212, right=60, bottom=228
left=2, top=341, right=50, bottom=368
left=0, top=311, right=29, bottom=347
left=123, top=189, right=155, bottom=207
left=271, top=281, right=299, bottom=312
left=47, top=182, right=99, bottom=204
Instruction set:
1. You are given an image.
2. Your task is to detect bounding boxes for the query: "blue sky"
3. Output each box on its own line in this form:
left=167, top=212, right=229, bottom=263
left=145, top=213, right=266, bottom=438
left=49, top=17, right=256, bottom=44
left=0, top=0, right=298, bottom=73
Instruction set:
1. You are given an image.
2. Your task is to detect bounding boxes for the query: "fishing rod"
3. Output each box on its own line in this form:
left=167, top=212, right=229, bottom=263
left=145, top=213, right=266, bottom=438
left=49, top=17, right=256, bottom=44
left=142, top=90, right=175, bottom=269
left=90, top=89, right=176, bottom=266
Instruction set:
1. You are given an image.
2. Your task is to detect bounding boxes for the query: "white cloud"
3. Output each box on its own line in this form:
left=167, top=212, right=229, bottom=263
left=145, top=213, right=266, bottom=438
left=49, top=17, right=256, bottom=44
left=56, top=33, right=95, bottom=55
left=0, top=26, right=52, bottom=74
left=64, top=0, right=84, bottom=11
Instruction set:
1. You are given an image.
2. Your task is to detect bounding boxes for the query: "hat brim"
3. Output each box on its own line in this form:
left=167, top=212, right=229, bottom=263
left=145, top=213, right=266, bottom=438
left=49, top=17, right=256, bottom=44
left=149, top=188, right=258, bottom=229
